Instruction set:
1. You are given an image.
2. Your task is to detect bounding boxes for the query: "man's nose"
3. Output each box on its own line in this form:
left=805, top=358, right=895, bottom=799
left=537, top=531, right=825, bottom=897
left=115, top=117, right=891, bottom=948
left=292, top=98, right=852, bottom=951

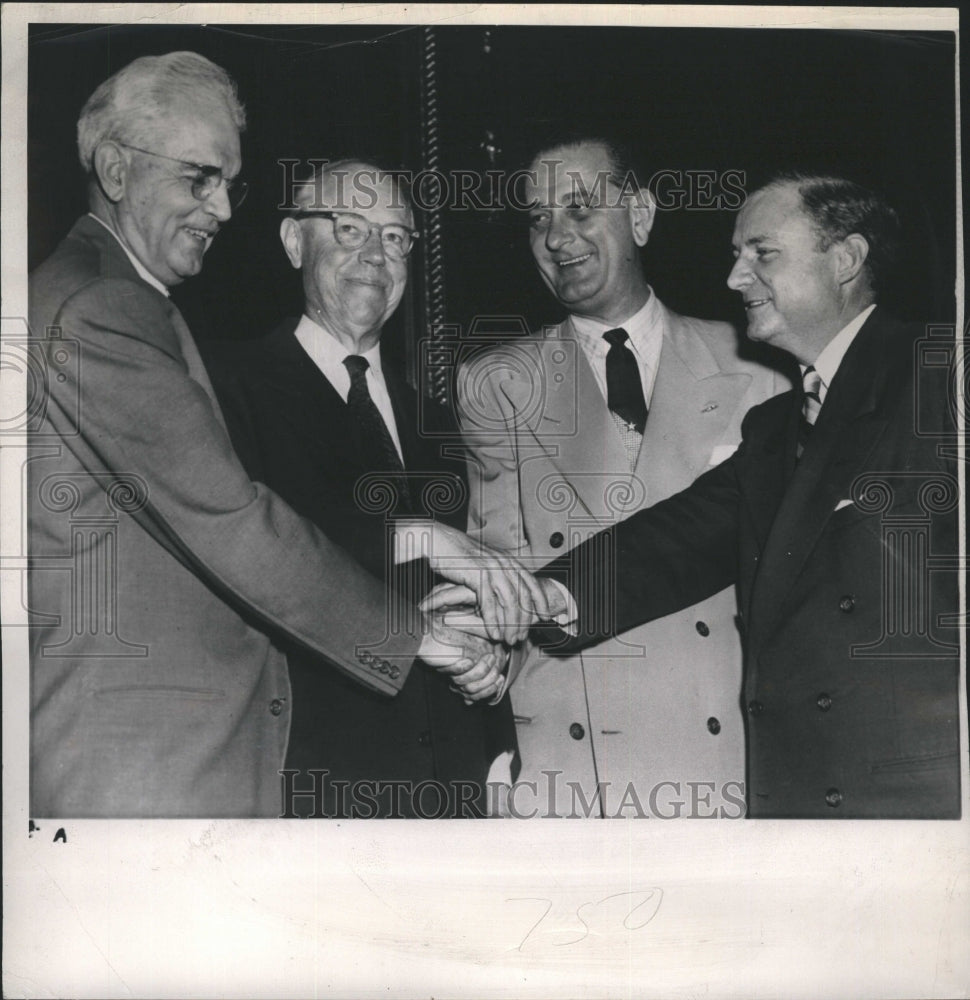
left=727, top=255, right=752, bottom=291
left=204, top=181, right=233, bottom=223
left=359, top=227, right=386, bottom=265
left=544, top=212, right=575, bottom=251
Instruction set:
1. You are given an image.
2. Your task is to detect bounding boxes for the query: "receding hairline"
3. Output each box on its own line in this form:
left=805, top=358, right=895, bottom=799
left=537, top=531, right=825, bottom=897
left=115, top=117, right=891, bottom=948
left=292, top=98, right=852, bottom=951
left=528, top=138, right=615, bottom=173
left=291, top=160, right=414, bottom=216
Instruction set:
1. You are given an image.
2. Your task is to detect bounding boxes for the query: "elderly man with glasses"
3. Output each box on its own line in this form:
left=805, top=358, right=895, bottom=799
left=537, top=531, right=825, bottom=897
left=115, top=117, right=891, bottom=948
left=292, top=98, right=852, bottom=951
left=28, top=55, right=527, bottom=819
left=203, top=161, right=520, bottom=818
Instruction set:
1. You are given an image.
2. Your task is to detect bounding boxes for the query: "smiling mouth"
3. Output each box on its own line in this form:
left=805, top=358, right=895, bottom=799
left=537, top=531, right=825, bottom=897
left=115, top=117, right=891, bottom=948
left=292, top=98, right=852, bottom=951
left=744, top=298, right=770, bottom=310
left=184, top=227, right=216, bottom=244
left=556, top=253, right=593, bottom=268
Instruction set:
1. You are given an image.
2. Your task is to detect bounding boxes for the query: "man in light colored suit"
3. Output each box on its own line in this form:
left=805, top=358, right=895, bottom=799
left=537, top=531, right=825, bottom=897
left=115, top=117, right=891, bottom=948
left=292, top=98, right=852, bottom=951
left=27, top=52, right=529, bottom=818
left=457, top=138, right=789, bottom=816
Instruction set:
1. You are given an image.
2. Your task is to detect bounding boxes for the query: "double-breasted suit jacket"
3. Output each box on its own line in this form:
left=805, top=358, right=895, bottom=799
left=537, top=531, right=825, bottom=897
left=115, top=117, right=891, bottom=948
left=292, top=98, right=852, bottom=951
left=28, top=216, right=418, bottom=818
left=459, top=301, right=789, bottom=815
left=540, top=308, right=961, bottom=818
left=204, top=321, right=516, bottom=817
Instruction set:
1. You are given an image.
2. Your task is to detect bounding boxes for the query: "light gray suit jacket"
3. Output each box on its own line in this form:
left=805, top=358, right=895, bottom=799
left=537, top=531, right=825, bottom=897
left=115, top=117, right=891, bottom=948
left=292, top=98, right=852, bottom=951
left=28, top=216, right=419, bottom=817
left=459, top=302, right=789, bottom=816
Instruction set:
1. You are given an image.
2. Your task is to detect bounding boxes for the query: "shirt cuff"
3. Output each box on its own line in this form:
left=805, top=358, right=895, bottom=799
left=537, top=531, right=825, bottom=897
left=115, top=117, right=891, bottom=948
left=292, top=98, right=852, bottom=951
left=546, top=578, right=578, bottom=634
left=392, top=519, right=433, bottom=564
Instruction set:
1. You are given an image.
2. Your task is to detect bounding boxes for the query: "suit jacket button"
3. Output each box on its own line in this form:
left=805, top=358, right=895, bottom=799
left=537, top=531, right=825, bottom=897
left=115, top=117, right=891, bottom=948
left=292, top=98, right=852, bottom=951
left=816, top=693, right=833, bottom=711
left=747, top=700, right=764, bottom=716
left=269, top=698, right=284, bottom=717
left=696, top=621, right=710, bottom=637
left=569, top=722, right=585, bottom=740
left=549, top=531, right=565, bottom=549
left=707, top=716, right=721, bottom=734
left=418, top=730, right=432, bottom=747
left=838, top=595, right=855, bottom=613
left=825, top=787, right=843, bottom=807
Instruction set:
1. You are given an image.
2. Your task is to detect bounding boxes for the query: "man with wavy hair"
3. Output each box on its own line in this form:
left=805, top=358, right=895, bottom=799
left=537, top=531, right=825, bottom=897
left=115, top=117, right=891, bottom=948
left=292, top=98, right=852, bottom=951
left=28, top=53, right=527, bottom=817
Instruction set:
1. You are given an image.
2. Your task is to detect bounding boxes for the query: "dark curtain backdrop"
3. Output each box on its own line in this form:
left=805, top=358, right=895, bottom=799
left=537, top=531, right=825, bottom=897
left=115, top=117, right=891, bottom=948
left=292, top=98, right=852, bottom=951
left=29, top=24, right=957, bottom=382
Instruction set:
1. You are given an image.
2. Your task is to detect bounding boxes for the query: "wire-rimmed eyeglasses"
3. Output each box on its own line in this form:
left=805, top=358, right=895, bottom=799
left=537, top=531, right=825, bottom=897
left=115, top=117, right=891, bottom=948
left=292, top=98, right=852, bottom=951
left=290, top=210, right=420, bottom=260
left=115, top=141, right=249, bottom=209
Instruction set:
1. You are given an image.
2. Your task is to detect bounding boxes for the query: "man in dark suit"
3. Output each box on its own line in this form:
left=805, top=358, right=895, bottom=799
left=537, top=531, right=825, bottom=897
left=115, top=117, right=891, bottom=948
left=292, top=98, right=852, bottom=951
left=28, top=54, right=521, bottom=818
left=428, top=173, right=961, bottom=819
left=204, top=160, right=519, bottom=817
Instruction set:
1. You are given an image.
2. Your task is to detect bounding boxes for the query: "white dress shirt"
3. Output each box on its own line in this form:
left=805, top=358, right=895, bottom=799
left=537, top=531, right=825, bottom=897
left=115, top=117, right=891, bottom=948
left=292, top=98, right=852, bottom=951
left=568, top=288, right=665, bottom=409
left=293, top=312, right=404, bottom=463
left=800, top=303, right=877, bottom=400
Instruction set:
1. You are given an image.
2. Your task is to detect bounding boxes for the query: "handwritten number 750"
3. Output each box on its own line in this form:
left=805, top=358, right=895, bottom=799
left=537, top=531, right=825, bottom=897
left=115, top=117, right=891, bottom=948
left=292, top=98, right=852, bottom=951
left=507, top=888, right=663, bottom=951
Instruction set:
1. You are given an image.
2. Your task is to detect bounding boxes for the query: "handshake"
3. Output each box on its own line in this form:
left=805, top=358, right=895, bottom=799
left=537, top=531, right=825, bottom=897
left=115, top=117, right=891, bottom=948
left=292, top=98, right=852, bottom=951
left=401, top=521, right=570, bottom=705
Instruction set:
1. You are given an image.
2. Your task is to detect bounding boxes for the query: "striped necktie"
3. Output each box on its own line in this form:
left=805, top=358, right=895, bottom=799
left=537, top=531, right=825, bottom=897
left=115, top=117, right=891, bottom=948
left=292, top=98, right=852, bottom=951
left=797, top=365, right=825, bottom=459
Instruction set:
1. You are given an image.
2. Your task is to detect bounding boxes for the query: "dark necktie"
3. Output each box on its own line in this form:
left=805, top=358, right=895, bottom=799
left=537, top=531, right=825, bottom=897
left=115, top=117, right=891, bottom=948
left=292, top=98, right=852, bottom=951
left=603, top=328, right=648, bottom=435
left=343, top=355, right=411, bottom=510
left=797, top=365, right=825, bottom=460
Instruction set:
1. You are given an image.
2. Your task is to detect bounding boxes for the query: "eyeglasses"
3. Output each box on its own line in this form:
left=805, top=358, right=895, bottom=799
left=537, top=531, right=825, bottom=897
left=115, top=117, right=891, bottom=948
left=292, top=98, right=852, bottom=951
left=115, top=142, right=249, bottom=209
left=290, top=210, right=419, bottom=260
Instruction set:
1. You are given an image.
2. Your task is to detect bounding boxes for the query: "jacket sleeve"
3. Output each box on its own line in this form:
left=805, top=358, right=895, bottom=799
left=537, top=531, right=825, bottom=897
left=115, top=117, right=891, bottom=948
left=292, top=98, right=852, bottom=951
left=44, top=277, right=420, bottom=691
left=537, top=424, right=745, bottom=653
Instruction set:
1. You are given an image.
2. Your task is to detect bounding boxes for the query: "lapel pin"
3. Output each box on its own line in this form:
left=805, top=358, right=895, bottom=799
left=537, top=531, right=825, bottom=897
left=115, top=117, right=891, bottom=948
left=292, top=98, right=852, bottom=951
left=701, top=402, right=719, bottom=413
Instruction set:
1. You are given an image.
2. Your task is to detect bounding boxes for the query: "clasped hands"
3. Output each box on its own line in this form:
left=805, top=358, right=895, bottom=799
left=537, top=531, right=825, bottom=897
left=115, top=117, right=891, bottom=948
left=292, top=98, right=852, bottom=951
left=404, top=521, right=567, bottom=704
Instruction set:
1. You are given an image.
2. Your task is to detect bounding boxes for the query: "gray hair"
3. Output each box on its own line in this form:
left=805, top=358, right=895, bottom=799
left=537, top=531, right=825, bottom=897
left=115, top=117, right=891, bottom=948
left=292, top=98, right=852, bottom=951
left=76, top=51, right=246, bottom=172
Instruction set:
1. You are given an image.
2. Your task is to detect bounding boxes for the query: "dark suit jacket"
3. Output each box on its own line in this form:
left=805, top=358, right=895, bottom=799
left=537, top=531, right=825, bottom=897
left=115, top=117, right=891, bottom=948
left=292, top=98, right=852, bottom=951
left=28, top=216, right=417, bottom=818
left=203, top=321, right=517, bottom=817
left=540, top=309, right=961, bottom=818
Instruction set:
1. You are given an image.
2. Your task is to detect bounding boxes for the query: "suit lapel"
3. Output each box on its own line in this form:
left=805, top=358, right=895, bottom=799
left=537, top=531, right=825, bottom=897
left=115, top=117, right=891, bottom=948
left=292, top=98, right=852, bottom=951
left=384, top=363, right=420, bottom=469
left=748, top=312, right=895, bottom=643
left=635, top=306, right=753, bottom=502
left=740, top=391, right=799, bottom=556
left=76, top=219, right=230, bottom=432
left=256, top=321, right=366, bottom=483
left=529, top=322, right=632, bottom=519
left=167, top=305, right=231, bottom=433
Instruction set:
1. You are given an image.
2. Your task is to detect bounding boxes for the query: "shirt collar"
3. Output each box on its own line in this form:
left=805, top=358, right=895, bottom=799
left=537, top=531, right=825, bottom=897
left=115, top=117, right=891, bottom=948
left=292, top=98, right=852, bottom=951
left=87, top=213, right=170, bottom=297
left=801, top=303, right=877, bottom=388
left=294, top=312, right=383, bottom=373
left=568, top=288, right=664, bottom=362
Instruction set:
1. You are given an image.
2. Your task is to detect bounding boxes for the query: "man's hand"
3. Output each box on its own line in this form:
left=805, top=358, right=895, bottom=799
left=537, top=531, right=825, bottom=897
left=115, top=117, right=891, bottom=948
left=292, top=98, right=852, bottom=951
left=420, top=575, right=572, bottom=635
left=417, top=614, right=508, bottom=704
left=395, top=520, right=554, bottom=644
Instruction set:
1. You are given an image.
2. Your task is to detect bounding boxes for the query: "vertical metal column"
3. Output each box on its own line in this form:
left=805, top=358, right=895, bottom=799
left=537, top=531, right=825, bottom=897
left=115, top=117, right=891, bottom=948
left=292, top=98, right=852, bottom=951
left=419, top=26, right=449, bottom=406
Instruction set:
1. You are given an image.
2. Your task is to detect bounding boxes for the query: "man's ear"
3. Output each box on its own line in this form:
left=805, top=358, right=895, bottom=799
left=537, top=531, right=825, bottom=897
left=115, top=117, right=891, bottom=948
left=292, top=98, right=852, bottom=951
left=279, top=218, right=303, bottom=269
left=835, top=233, right=870, bottom=286
left=91, top=141, right=128, bottom=204
left=627, top=187, right=657, bottom=248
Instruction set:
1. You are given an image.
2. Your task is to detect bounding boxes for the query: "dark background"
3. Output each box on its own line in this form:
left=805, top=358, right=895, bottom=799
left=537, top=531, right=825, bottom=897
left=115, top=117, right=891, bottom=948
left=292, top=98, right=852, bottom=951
left=28, top=23, right=957, bottom=380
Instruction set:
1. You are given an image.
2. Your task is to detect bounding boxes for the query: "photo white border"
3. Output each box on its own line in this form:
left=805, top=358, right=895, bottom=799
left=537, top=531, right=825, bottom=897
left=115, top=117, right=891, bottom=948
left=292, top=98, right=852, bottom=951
left=2, top=5, right=966, bottom=998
